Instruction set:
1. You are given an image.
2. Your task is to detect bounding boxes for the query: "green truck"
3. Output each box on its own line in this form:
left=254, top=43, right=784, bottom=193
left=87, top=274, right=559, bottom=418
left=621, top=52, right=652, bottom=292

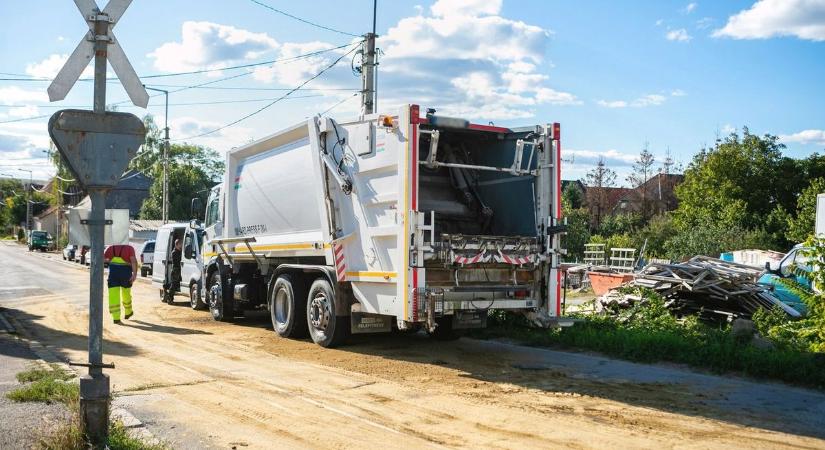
left=28, top=230, right=52, bottom=252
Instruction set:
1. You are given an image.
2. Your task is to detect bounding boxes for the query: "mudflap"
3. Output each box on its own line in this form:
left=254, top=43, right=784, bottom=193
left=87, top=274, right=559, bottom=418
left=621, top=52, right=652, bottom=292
left=351, top=312, right=392, bottom=334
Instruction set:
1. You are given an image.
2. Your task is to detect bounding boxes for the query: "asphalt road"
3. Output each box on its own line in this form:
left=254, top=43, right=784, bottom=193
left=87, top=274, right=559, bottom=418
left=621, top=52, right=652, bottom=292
left=2, top=240, right=825, bottom=449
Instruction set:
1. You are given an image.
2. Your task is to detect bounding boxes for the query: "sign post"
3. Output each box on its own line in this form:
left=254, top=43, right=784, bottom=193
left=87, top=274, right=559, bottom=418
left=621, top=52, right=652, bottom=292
left=47, top=0, right=148, bottom=444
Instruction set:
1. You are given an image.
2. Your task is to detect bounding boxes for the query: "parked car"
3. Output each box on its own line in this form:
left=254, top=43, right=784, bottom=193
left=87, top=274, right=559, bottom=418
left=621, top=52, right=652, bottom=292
left=62, top=244, right=78, bottom=261
left=139, top=240, right=155, bottom=277
left=27, top=230, right=52, bottom=252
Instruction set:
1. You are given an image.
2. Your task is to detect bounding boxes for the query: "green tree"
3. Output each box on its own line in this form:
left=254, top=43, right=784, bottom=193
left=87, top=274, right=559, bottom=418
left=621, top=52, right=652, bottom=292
left=561, top=194, right=590, bottom=260
left=635, top=214, right=677, bottom=258
left=787, top=178, right=825, bottom=243
left=627, top=143, right=655, bottom=220
left=670, top=128, right=800, bottom=255
left=562, top=183, right=584, bottom=210
left=584, top=156, right=617, bottom=231
left=139, top=143, right=224, bottom=220
left=598, top=212, right=642, bottom=237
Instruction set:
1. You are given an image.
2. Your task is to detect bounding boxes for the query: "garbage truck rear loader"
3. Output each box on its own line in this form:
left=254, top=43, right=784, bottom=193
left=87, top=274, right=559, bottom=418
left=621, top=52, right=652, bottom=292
left=199, top=104, right=565, bottom=347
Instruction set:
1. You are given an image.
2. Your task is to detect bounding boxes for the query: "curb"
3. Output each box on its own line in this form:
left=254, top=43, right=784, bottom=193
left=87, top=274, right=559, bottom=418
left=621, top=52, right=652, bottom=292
left=0, top=307, right=156, bottom=443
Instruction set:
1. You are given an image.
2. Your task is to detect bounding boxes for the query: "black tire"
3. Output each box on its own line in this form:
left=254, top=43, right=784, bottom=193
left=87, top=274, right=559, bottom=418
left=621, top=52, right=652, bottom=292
left=208, top=272, right=234, bottom=322
left=270, top=274, right=308, bottom=338
left=429, top=317, right=462, bottom=341
left=140, top=267, right=148, bottom=277
left=189, top=281, right=206, bottom=310
left=306, top=278, right=348, bottom=348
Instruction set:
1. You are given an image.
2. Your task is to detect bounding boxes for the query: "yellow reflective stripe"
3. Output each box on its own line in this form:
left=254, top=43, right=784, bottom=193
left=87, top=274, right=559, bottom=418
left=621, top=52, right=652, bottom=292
left=110, top=257, right=128, bottom=265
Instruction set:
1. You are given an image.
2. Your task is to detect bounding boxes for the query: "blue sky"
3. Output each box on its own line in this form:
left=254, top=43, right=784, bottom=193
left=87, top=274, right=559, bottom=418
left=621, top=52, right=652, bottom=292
left=1, top=0, right=824, bottom=184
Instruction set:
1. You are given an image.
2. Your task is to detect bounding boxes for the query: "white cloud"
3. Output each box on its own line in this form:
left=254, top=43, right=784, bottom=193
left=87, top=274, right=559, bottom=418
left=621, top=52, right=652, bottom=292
left=7, top=105, right=40, bottom=118
left=430, top=0, right=503, bottom=17
left=149, top=21, right=279, bottom=73
left=713, top=0, right=825, bottom=41
left=721, top=124, right=736, bottom=134
left=683, top=2, right=698, bottom=14
left=247, top=0, right=577, bottom=120
left=0, top=86, right=48, bottom=105
left=57, top=36, right=65, bottom=42
left=597, top=94, right=667, bottom=108
left=566, top=148, right=637, bottom=166
left=25, top=54, right=94, bottom=79
left=696, top=17, right=714, bottom=29
left=779, top=129, right=825, bottom=146
left=666, top=28, right=693, bottom=42
left=655, top=19, right=664, bottom=26
left=670, top=89, right=687, bottom=97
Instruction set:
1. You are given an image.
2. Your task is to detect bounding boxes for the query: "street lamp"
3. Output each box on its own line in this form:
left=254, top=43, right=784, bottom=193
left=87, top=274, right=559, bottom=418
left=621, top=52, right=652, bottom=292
left=143, top=86, right=170, bottom=224
left=18, top=169, right=33, bottom=232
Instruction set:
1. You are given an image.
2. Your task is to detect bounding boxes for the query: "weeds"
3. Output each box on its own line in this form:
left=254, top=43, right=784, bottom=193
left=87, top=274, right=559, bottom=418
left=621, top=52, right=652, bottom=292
left=482, top=289, right=825, bottom=389
left=39, top=419, right=167, bottom=450
left=6, top=364, right=79, bottom=406
left=9, top=365, right=165, bottom=449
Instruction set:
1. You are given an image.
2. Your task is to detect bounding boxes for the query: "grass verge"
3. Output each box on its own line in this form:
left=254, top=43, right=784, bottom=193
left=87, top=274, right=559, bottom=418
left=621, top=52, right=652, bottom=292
left=39, top=418, right=167, bottom=450
left=6, top=364, right=78, bottom=405
left=8, top=365, right=165, bottom=449
left=478, top=295, right=825, bottom=390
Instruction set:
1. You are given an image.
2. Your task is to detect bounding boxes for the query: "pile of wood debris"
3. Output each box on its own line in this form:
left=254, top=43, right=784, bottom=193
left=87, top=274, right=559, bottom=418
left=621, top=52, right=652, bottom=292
left=597, top=256, right=801, bottom=321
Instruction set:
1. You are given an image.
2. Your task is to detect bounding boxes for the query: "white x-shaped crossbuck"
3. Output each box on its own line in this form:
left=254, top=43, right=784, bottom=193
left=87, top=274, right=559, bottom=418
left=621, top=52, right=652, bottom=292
left=47, top=0, right=149, bottom=108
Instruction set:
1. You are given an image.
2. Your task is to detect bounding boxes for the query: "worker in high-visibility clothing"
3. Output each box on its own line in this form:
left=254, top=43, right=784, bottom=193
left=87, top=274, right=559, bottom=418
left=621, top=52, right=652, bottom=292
left=104, top=244, right=138, bottom=324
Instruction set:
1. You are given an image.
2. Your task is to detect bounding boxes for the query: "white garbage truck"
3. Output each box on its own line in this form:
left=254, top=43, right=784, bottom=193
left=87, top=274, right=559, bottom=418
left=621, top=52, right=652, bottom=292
left=194, top=104, right=566, bottom=347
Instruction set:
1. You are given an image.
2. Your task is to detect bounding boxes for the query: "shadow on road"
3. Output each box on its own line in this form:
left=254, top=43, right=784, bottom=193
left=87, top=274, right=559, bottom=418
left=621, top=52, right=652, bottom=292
left=127, top=319, right=211, bottom=335
left=0, top=307, right=140, bottom=359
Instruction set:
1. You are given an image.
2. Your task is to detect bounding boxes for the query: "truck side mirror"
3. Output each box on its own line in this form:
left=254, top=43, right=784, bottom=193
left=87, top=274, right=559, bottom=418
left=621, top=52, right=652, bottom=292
left=191, top=197, right=203, bottom=220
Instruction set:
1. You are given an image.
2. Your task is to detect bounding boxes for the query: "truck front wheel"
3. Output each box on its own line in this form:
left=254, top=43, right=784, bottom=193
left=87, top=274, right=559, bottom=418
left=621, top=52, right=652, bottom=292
left=270, top=275, right=308, bottom=338
left=209, top=273, right=234, bottom=322
left=306, top=278, right=348, bottom=348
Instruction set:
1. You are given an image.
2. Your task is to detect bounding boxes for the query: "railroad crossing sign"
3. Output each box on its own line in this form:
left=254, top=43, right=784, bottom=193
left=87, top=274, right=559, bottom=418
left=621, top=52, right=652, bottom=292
left=48, top=110, right=145, bottom=188
left=47, top=0, right=149, bottom=108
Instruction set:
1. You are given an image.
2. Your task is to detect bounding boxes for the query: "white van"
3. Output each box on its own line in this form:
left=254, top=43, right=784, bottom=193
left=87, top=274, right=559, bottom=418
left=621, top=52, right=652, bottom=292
left=152, top=223, right=206, bottom=309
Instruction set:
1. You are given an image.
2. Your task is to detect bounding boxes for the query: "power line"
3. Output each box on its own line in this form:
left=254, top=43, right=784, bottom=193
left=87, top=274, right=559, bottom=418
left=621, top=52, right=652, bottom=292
left=317, top=93, right=359, bottom=116
left=174, top=43, right=361, bottom=142
left=0, top=113, right=51, bottom=124
left=245, top=0, right=360, bottom=37
left=141, top=85, right=358, bottom=92
left=0, top=44, right=354, bottom=83
left=1, top=94, right=338, bottom=110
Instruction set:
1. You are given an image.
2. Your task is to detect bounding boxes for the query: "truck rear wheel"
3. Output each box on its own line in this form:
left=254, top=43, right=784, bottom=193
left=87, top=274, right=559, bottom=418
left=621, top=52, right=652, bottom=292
left=270, top=275, right=308, bottom=338
left=209, top=273, right=234, bottom=322
left=306, top=278, right=348, bottom=348
left=190, top=281, right=206, bottom=310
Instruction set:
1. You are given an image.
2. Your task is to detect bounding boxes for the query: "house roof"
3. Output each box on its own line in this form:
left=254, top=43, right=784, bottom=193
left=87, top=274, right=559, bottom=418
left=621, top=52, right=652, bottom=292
left=129, top=220, right=164, bottom=232
left=585, top=187, right=634, bottom=212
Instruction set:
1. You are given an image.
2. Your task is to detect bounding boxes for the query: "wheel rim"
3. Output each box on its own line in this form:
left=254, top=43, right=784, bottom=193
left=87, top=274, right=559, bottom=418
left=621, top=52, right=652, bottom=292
left=309, top=291, right=331, bottom=332
left=274, top=288, right=290, bottom=326
left=210, top=282, right=222, bottom=316
left=190, top=286, right=197, bottom=307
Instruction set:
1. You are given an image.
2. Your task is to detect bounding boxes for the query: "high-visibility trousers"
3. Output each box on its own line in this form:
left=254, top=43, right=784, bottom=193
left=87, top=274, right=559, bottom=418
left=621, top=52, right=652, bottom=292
left=108, top=264, right=133, bottom=320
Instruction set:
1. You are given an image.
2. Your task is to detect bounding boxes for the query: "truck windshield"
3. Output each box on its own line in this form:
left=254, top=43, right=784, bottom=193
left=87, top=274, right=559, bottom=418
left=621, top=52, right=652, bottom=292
left=31, top=231, right=47, bottom=238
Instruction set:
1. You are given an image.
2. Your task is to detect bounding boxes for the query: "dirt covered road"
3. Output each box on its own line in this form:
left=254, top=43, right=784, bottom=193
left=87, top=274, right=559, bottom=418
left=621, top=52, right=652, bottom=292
left=2, top=241, right=824, bottom=449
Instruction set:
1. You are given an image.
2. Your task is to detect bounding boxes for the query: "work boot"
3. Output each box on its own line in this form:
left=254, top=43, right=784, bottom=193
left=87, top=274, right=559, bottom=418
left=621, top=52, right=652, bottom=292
left=113, top=319, right=122, bottom=325
left=124, top=312, right=133, bottom=320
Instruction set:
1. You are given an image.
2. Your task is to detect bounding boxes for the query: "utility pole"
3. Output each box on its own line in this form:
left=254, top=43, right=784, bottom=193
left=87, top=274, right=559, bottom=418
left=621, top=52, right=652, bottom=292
left=360, top=0, right=378, bottom=116
left=144, top=87, right=170, bottom=223
left=18, top=169, right=32, bottom=232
